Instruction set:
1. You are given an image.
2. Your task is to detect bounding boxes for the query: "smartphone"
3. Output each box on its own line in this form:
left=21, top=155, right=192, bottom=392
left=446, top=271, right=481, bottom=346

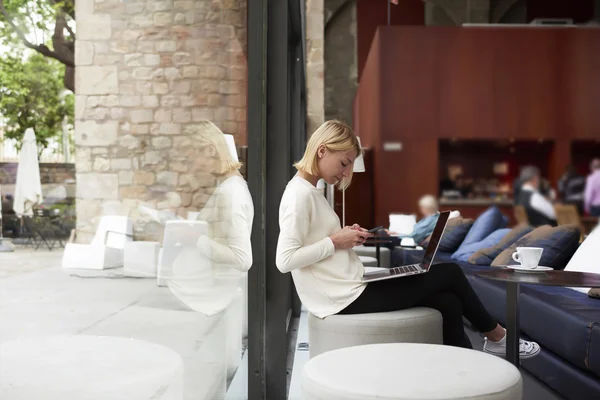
left=367, top=226, right=384, bottom=233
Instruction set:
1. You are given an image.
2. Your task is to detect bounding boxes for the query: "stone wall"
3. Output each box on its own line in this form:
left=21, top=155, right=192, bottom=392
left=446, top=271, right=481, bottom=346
left=324, top=0, right=357, bottom=126
left=306, top=0, right=325, bottom=136
left=75, top=0, right=247, bottom=242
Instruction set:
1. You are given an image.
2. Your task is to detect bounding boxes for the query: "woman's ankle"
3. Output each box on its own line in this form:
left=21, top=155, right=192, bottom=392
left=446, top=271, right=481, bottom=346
left=485, top=326, right=506, bottom=342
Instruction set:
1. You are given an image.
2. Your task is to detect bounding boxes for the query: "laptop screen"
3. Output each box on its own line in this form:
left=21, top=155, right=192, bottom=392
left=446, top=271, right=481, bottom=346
left=420, top=211, right=450, bottom=269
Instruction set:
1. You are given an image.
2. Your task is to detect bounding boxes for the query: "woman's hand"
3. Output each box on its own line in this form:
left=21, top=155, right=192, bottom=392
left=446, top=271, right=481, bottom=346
left=351, top=223, right=367, bottom=232
left=329, top=226, right=372, bottom=250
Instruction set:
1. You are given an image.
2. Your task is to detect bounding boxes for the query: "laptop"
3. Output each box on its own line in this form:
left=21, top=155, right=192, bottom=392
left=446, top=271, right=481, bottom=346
left=362, top=211, right=450, bottom=282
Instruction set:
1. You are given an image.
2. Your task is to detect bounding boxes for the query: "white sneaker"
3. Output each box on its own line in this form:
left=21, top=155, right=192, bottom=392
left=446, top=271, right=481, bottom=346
left=483, top=335, right=541, bottom=360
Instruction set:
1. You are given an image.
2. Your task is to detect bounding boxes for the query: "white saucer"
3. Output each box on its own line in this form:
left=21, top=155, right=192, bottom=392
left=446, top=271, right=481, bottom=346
left=505, top=265, right=552, bottom=273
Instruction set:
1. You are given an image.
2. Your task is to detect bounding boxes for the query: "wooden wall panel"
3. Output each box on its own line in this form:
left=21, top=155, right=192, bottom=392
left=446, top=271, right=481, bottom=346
left=355, top=26, right=600, bottom=226
left=356, top=0, right=424, bottom=80
left=380, top=28, right=439, bottom=140
left=436, top=29, right=495, bottom=139
left=565, top=29, right=600, bottom=139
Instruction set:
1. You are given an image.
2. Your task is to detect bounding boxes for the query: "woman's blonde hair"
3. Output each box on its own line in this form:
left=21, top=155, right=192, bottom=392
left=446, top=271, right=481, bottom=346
left=294, top=120, right=361, bottom=190
left=191, top=121, right=242, bottom=175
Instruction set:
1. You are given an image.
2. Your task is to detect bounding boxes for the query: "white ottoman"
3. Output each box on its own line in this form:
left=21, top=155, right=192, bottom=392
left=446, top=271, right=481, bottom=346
left=354, top=245, right=391, bottom=268
left=308, top=308, right=442, bottom=358
left=358, top=256, right=378, bottom=267
left=124, top=241, right=160, bottom=277
left=302, top=343, right=522, bottom=400
left=0, top=336, right=184, bottom=400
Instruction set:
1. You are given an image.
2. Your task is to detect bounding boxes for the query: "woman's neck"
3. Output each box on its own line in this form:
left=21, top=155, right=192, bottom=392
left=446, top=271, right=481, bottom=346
left=297, top=171, right=319, bottom=187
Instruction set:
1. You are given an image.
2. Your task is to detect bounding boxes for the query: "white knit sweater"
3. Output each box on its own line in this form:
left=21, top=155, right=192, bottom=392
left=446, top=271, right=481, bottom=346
left=276, top=176, right=366, bottom=318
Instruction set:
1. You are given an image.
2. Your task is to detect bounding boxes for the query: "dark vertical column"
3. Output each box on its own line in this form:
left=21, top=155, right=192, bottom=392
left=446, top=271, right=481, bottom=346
left=247, top=0, right=268, bottom=397
left=265, top=0, right=292, bottom=398
left=248, top=0, right=302, bottom=398
left=289, top=0, right=307, bottom=318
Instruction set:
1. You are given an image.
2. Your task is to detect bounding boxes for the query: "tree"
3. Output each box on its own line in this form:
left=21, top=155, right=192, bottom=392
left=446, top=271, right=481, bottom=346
left=0, top=51, right=74, bottom=153
left=0, top=0, right=75, bottom=91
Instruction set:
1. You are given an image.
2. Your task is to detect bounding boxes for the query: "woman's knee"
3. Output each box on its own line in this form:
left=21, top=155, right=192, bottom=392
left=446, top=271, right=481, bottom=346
left=430, top=262, right=464, bottom=278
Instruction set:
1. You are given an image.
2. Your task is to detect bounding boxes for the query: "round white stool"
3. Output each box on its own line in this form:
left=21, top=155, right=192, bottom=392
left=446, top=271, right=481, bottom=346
left=0, top=336, right=184, bottom=400
left=359, top=256, right=378, bottom=267
left=308, top=308, right=442, bottom=358
left=302, top=343, right=522, bottom=400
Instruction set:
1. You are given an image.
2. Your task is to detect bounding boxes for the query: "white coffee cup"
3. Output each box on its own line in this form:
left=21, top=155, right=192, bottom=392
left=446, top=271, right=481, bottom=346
left=512, top=247, right=544, bottom=269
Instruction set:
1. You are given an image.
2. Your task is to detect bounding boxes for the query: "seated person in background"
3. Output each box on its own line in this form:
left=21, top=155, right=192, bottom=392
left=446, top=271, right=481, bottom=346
left=386, top=195, right=440, bottom=245
left=517, top=166, right=557, bottom=227
left=558, top=164, right=585, bottom=214
left=585, top=159, right=600, bottom=217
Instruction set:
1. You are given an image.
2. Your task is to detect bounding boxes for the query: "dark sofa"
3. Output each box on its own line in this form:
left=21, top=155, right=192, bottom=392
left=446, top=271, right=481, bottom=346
left=397, top=248, right=600, bottom=399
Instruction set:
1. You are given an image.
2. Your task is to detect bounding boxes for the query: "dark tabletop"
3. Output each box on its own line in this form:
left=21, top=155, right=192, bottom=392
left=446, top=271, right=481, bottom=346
left=476, top=269, right=600, bottom=287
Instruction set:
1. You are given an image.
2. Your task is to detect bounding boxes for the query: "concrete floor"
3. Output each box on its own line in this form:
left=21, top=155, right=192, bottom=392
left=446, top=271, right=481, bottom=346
left=0, top=247, right=236, bottom=400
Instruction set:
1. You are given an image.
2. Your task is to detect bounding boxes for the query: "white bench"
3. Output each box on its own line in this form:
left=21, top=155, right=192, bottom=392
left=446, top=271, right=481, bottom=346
left=308, top=308, right=442, bottom=358
left=302, top=343, right=522, bottom=399
left=0, top=336, right=184, bottom=400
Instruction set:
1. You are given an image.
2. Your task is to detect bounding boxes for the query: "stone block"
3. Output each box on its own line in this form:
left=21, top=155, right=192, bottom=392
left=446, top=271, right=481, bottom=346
left=77, top=0, right=94, bottom=14
left=144, top=54, right=161, bottom=66
left=156, top=41, right=177, bottom=52
left=134, top=171, right=156, bottom=185
left=157, top=171, right=179, bottom=187
left=173, top=108, right=192, bottom=123
left=159, top=123, right=181, bottom=135
left=192, top=108, right=214, bottom=121
left=77, top=13, right=112, bottom=40
left=76, top=121, right=119, bottom=147
left=154, top=109, right=172, bottom=122
left=111, top=158, right=132, bottom=170
left=119, top=95, right=142, bottom=107
left=152, top=137, right=172, bottom=149
left=119, top=170, right=135, bottom=185
left=76, top=173, right=119, bottom=200
left=143, top=96, right=159, bottom=108
left=153, top=83, right=170, bottom=94
left=93, top=156, right=110, bottom=172
left=130, top=109, right=154, bottom=123
left=75, top=96, right=87, bottom=120
left=75, top=41, right=94, bottom=66
left=132, top=67, right=153, bottom=80
left=164, top=67, right=182, bottom=81
left=155, top=12, right=174, bottom=26
left=124, top=53, right=144, bottom=67
left=119, top=134, right=140, bottom=150
left=76, top=66, right=119, bottom=95
left=173, top=52, right=192, bottom=65
left=75, top=148, right=92, bottom=173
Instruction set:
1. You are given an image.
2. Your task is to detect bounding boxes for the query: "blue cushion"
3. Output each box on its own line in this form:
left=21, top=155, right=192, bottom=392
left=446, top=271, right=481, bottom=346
left=453, top=206, right=507, bottom=256
left=491, top=224, right=581, bottom=269
left=451, top=228, right=511, bottom=262
left=467, top=224, right=534, bottom=265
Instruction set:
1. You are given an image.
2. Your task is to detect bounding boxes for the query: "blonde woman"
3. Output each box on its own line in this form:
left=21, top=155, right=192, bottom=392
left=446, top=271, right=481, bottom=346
left=275, top=120, right=540, bottom=357
left=168, top=121, right=253, bottom=316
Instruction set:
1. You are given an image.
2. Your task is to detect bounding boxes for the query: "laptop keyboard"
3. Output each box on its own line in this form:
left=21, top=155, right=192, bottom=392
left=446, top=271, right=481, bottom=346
left=389, top=264, right=421, bottom=275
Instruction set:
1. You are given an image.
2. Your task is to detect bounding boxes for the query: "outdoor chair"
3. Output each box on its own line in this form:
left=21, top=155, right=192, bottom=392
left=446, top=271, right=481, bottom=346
left=62, top=216, right=133, bottom=270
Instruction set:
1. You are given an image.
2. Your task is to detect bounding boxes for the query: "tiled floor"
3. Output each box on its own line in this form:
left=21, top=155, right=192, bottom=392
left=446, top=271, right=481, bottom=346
left=288, top=309, right=565, bottom=400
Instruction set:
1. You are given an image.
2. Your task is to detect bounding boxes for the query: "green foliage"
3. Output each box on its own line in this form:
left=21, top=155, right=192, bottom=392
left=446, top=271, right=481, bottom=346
left=0, top=0, right=75, bottom=91
left=0, top=50, right=74, bottom=152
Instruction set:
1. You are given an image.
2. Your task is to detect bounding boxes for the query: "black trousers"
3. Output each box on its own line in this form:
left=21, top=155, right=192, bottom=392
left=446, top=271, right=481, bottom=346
left=590, top=206, right=600, bottom=217
left=339, top=263, right=498, bottom=349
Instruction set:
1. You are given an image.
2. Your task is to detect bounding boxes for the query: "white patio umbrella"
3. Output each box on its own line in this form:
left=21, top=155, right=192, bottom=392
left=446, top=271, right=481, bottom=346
left=13, top=128, right=43, bottom=217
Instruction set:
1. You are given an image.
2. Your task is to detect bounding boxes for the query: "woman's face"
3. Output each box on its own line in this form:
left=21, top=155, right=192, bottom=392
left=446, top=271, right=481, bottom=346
left=317, top=146, right=357, bottom=185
